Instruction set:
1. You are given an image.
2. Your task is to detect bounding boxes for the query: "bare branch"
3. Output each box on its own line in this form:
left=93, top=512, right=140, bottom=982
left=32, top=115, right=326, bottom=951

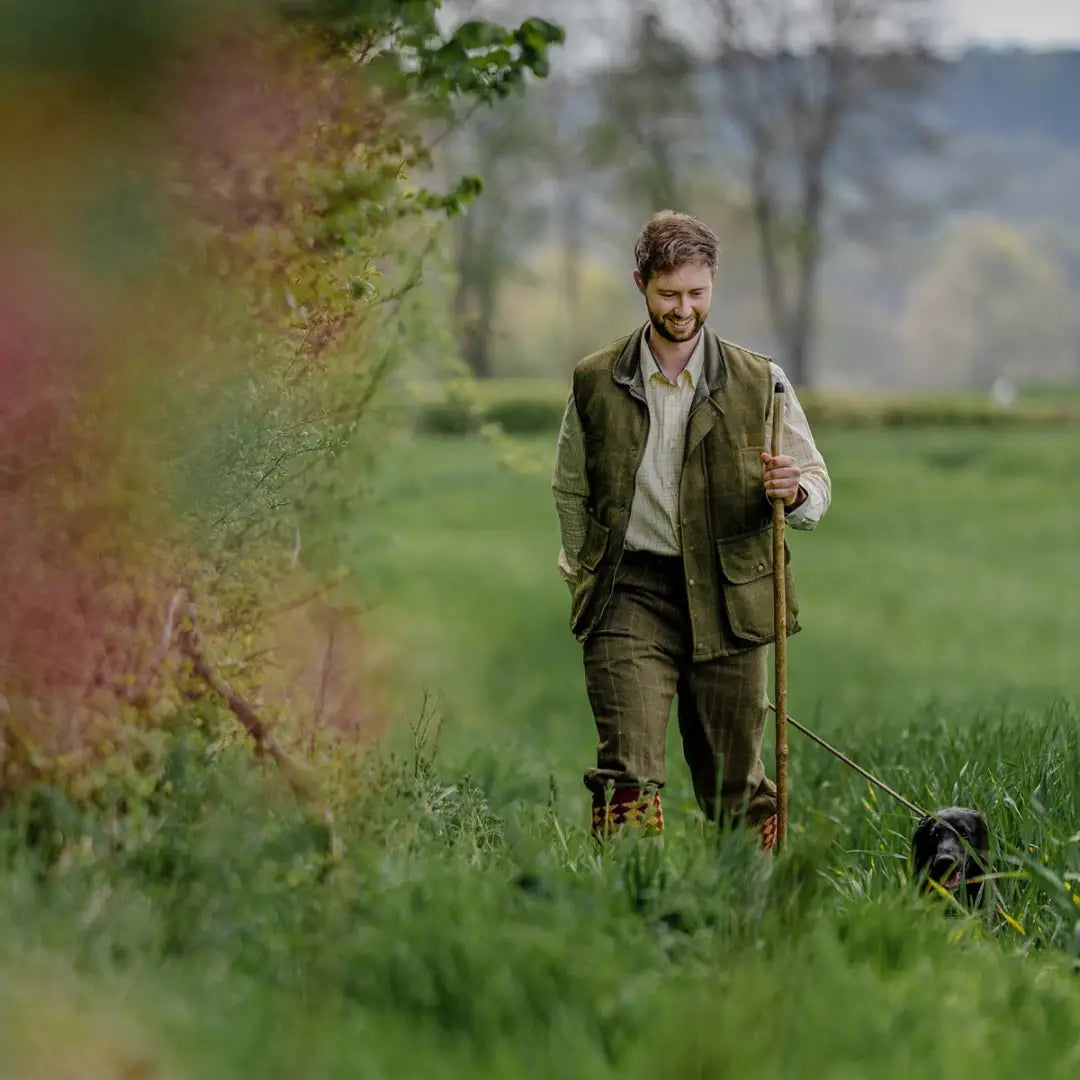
left=178, top=616, right=317, bottom=800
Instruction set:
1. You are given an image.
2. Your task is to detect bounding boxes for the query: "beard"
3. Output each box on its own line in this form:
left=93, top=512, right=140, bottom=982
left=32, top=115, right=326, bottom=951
left=647, top=305, right=705, bottom=343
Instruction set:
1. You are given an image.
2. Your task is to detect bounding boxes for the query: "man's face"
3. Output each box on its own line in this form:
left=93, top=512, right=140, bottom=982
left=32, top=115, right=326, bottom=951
left=634, top=261, right=714, bottom=344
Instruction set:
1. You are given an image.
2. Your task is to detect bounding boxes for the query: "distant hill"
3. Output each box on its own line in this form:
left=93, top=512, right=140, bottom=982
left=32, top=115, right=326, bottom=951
left=938, top=49, right=1080, bottom=149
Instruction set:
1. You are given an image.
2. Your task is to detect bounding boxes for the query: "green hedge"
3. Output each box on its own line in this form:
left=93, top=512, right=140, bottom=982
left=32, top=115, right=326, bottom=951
left=412, top=381, right=1080, bottom=436
left=801, top=394, right=1080, bottom=429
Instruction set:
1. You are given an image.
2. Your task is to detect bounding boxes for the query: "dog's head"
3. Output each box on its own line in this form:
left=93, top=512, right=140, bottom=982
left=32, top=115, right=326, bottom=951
left=911, top=806, right=990, bottom=906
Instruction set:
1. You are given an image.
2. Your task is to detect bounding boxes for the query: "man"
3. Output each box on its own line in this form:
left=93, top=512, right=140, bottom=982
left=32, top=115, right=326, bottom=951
left=551, top=211, right=830, bottom=850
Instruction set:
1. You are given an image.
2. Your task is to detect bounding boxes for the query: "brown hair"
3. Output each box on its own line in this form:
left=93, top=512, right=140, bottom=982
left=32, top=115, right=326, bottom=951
left=634, top=211, right=719, bottom=282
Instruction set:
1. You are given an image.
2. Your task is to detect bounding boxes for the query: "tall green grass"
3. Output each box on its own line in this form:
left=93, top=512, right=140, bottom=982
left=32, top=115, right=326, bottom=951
left=2, top=425, right=1080, bottom=1077
left=1, top=709, right=1077, bottom=1078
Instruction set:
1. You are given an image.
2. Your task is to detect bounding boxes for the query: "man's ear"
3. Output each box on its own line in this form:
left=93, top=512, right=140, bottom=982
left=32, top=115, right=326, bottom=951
left=633, top=270, right=646, bottom=295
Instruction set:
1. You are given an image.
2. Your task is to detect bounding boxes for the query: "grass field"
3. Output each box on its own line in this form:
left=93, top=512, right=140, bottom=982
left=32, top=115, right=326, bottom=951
left=3, top=424, right=1080, bottom=1078
left=352, top=426, right=1080, bottom=783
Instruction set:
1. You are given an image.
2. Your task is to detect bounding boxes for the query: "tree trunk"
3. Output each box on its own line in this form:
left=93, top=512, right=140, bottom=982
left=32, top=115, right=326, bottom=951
left=751, top=155, right=792, bottom=368
left=452, top=211, right=497, bottom=379
left=460, top=266, right=498, bottom=379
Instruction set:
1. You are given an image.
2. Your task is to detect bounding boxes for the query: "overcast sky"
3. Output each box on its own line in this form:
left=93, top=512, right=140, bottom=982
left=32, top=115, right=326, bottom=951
left=947, top=0, right=1080, bottom=46
left=444, top=2, right=1080, bottom=66
left=560, top=1, right=1080, bottom=60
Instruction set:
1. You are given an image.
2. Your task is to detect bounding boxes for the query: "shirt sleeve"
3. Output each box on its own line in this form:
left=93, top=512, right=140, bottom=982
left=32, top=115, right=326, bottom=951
left=765, top=362, right=831, bottom=531
left=551, top=387, right=590, bottom=586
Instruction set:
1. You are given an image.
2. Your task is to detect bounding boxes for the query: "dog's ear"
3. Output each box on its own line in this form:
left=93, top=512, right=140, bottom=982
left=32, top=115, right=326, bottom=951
left=969, top=812, right=990, bottom=855
left=911, top=816, right=936, bottom=873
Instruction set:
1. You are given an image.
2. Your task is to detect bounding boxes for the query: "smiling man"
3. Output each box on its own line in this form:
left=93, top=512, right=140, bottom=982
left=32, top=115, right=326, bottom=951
left=552, top=210, right=831, bottom=849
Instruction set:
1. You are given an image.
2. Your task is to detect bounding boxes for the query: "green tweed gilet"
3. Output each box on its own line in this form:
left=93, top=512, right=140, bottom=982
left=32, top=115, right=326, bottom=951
left=569, top=325, right=799, bottom=659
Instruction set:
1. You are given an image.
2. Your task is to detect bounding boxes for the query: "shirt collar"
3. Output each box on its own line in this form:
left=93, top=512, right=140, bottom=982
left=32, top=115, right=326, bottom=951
left=640, top=323, right=705, bottom=390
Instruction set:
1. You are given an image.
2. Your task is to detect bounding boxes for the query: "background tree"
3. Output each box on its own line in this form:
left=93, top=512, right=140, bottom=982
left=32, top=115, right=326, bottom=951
left=899, top=219, right=1077, bottom=388
left=588, top=10, right=705, bottom=216
left=449, top=92, right=556, bottom=377
left=701, top=0, right=940, bottom=386
left=439, top=1, right=701, bottom=375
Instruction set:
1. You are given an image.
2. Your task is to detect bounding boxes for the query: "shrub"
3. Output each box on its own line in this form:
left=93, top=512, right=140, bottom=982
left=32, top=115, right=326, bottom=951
left=0, top=1, right=563, bottom=803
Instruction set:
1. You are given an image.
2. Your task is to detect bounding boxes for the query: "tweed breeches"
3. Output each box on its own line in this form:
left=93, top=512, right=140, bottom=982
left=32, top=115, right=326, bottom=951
left=582, top=550, right=776, bottom=827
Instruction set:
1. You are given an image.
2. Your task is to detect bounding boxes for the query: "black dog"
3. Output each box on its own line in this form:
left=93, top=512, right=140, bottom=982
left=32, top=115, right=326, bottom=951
left=911, top=806, right=990, bottom=907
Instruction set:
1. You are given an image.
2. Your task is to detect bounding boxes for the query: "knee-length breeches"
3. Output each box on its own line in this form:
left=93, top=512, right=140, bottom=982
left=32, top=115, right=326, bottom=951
left=582, top=550, right=776, bottom=827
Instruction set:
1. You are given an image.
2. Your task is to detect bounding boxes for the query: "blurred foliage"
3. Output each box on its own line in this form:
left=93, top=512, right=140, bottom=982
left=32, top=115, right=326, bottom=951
left=0, top=0, right=562, bottom=802
left=900, top=218, right=1079, bottom=388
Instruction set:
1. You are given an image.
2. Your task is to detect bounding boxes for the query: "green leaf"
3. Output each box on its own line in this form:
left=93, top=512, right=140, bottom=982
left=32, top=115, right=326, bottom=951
left=453, top=20, right=511, bottom=51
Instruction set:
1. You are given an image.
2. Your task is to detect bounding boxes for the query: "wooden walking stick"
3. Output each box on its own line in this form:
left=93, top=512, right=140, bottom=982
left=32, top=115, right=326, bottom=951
left=770, top=381, right=789, bottom=851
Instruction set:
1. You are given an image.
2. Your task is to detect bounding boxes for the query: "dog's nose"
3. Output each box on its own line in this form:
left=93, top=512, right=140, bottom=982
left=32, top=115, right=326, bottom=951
left=932, top=856, right=960, bottom=881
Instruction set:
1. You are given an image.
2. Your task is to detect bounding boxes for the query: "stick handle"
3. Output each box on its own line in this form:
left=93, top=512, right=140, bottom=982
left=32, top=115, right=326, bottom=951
left=771, top=382, right=788, bottom=851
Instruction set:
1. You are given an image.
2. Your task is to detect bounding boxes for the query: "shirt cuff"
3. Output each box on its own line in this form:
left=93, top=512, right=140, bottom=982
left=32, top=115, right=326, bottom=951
left=784, top=499, right=812, bottom=526
left=557, top=548, right=579, bottom=589
left=783, top=482, right=823, bottom=529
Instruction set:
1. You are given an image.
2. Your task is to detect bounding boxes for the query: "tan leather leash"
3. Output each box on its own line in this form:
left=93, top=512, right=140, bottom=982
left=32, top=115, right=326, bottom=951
left=765, top=702, right=930, bottom=819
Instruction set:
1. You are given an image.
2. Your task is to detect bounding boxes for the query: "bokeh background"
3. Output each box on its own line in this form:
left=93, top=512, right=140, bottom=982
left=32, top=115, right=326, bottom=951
left=434, top=0, right=1080, bottom=392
